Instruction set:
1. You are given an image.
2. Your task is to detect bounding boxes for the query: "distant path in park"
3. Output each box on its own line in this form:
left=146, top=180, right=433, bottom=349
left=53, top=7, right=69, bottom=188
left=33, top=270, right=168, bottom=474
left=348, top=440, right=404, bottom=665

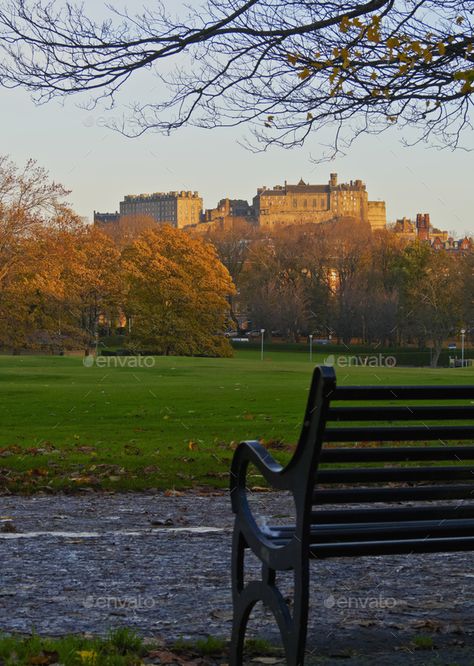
left=1, top=492, right=473, bottom=665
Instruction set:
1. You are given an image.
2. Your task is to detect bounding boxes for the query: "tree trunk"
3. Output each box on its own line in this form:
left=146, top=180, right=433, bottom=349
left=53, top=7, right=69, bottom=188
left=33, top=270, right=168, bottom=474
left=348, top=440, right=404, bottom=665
left=431, top=340, right=443, bottom=368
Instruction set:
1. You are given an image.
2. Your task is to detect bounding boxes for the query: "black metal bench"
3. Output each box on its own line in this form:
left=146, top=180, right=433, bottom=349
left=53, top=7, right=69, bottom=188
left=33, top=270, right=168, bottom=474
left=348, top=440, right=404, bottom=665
left=229, top=365, right=474, bottom=665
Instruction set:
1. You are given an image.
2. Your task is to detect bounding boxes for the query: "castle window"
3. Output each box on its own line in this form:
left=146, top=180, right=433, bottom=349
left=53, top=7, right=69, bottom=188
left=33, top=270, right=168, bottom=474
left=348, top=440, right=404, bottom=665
left=293, top=198, right=297, bottom=208
left=303, top=199, right=307, bottom=208
left=312, top=199, right=317, bottom=207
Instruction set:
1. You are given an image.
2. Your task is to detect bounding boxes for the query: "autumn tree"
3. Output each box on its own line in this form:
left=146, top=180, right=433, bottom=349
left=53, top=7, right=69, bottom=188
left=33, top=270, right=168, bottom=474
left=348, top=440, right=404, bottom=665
left=460, top=252, right=474, bottom=330
left=0, top=1, right=472, bottom=156
left=322, top=218, right=372, bottom=344
left=238, top=231, right=311, bottom=340
left=122, top=226, right=235, bottom=356
left=0, top=156, right=82, bottom=352
left=0, top=221, right=122, bottom=354
left=296, top=225, right=337, bottom=338
left=197, top=220, right=258, bottom=332
left=98, top=214, right=158, bottom=248
left=397, top=243, right=466, bottom=366
left=0, top=154, right=120, bottom=354
left=0, top=155, right=70, bottom=286
left=46, top=225, right=122, bottom=354
left=355, top=229, right=404, bottom=345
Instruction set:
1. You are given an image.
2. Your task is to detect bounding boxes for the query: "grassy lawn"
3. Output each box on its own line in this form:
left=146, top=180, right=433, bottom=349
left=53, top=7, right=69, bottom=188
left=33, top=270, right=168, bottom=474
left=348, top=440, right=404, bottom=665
left=0, top=629, right=241, bottom=665
left=1, top=350, right=473, bottom=493
left=0, top=630, right=286, bottom=665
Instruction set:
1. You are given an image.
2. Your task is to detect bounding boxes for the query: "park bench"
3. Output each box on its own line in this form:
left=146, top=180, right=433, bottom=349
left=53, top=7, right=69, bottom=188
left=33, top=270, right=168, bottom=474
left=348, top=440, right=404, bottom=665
left=229, top=365, right=474, bottom=665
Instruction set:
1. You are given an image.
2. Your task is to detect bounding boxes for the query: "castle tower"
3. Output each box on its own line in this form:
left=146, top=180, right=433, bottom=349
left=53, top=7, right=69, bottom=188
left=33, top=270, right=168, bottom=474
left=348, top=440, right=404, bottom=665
left=416, top=213, right=430, bottom=241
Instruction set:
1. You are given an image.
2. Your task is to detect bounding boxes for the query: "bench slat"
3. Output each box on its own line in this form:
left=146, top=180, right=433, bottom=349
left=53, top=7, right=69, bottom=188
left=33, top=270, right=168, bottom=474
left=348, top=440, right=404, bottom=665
left=324, top=425, right=474, bottom=442
left=316, top=466, right=474, bottom=484
left=311, top=504, right=474, bottom=524
left=319, top=446, right=474, bottom=463
left=313, top=484, right=474, bottom=504
left=330, top=386, right=474, bottom=400
left=269, top=518, right=474, bottom=544
left=328, top=406, right=474, bottom=421
left=309, top=536, right=474, bottom=558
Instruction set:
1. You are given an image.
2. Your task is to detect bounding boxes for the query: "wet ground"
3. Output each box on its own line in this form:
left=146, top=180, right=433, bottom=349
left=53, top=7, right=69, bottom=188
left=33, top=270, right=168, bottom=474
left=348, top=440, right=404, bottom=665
left=0, top=491, right=473, bottom=664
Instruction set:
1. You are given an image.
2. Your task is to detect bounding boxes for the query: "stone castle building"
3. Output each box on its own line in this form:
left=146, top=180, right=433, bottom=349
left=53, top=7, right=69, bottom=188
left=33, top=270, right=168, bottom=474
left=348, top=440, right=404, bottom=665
left=118, top=190, right=203, bottom=228
left=252, top=174, right=386, bottom=231
left=94, top=175, right=387, bottom=234
left=203, top=198, right=253, bottom=223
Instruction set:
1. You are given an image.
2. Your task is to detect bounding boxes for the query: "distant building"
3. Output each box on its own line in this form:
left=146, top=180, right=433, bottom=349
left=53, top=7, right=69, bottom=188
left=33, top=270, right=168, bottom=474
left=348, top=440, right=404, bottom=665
left=94, top=175, right=395, bottom=237
left=203, top=198, right=254, bottom=223
left=252, top=174, right=386, bottom=231
left=93, top=211, right=120, bottom=225
left=432, top=236, right=473, bottom=253
left=393, top=213, right=449, bottom=243
left=119, top=191, right=202, bottom=229
left=391, top=214, right=472, bottom=253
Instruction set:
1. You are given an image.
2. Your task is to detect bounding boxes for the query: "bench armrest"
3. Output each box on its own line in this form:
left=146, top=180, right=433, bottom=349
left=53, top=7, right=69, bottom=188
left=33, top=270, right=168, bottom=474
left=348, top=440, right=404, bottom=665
left=230, top=440, right=298, bottom=566
left=230, top=440, right=290, bottom=515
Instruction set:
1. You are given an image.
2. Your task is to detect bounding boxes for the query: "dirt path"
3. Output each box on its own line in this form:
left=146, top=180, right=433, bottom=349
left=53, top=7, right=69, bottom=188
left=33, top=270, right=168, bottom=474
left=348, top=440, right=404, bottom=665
left=1, top=492, right=473, bottom=664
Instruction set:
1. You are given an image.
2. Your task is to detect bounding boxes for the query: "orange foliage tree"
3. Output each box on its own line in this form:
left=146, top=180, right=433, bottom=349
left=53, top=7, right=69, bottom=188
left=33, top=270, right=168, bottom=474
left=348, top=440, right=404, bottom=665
left=122, top=225, right=235, bottom=356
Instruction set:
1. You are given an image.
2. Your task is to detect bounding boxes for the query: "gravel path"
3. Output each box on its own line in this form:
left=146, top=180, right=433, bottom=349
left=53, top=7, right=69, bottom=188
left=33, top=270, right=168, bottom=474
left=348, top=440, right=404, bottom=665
left=0, top=491, right=473, bottom=665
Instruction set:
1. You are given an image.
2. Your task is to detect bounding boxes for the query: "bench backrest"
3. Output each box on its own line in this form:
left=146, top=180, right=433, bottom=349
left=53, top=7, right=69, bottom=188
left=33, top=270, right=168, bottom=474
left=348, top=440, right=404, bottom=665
left=302, top=366, right=474, bottom=521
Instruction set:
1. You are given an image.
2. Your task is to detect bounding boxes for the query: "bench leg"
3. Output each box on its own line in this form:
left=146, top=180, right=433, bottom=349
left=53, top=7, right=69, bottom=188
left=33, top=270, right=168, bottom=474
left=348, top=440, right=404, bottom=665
left=291, top=565, right=310, bottom=666
left=230, top=527, right=248, bottom=666
left=230, top=526, right=309, bottom=666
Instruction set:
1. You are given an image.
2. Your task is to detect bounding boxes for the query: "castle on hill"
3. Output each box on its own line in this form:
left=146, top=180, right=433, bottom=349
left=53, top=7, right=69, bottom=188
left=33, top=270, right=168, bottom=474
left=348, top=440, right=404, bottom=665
left=94, top=173, right=385, bottom=232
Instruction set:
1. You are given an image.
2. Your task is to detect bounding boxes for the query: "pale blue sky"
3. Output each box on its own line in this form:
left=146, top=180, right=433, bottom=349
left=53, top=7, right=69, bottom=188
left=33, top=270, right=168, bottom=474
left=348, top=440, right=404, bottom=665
left=1, top=1, right=473, bottom=237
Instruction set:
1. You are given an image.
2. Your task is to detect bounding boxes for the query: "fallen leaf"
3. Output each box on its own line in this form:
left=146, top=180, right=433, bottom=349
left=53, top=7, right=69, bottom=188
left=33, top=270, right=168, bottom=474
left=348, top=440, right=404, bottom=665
left=210, top=609, right=233, bottom=621
left=77, top=650, right=98, bottom=664
left=150, top=518, right=175, bottom=527
left=1, top=521, right=16, bottom=533
left=145, top=650, right=176, bottom=663
left=412, top=619, right=442, bottom=631
left=28, top=652, right=59, bottom=665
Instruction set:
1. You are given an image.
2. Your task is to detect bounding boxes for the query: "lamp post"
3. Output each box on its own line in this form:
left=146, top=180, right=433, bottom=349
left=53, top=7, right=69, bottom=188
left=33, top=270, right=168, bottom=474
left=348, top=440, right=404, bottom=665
left=461, top=329, right=466, bottom=367
left=260, top=329, right=265, bottom=360
left=309, top=334, right=313, bottom=363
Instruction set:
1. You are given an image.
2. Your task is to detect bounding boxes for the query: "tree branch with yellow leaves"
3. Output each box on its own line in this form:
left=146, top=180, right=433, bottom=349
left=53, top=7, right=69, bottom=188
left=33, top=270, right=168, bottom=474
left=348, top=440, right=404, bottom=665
left=0, top=0, right=472, bottom=156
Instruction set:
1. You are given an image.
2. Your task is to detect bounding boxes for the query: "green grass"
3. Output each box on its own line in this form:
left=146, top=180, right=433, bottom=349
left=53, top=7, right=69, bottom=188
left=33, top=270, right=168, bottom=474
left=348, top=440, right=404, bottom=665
left=411, top=634, right=435, bottom=650
left=0, top=350, right=473, bottom=493
left=0, top=629, right=145, bottom=666
left=0, top=632, right=277, bottom=665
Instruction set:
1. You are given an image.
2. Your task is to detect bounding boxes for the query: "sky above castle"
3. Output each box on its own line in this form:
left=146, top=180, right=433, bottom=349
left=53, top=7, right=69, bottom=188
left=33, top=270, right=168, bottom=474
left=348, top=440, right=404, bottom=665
left=1, top=1, right=472, bottom=237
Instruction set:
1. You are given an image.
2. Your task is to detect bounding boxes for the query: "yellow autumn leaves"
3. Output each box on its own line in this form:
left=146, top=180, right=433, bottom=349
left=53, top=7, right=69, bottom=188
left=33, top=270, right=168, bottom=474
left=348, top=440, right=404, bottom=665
left=122, top=226, right=236, bottom=357
left=0, top=157, right=236, bottom=357
left=286, top=12, right=474, bottom=104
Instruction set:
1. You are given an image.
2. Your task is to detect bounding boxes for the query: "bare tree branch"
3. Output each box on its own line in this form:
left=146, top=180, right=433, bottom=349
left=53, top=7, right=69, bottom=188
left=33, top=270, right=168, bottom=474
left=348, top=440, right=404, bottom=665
left=0, top=0, right=472, bottom=156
